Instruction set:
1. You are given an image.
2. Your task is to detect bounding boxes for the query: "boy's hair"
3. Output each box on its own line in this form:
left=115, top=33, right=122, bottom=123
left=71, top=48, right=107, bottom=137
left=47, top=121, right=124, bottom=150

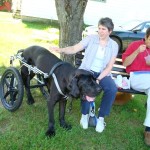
left=98, top=17, right=114, bottom=31
left=146, top=27, right=150, bottom=38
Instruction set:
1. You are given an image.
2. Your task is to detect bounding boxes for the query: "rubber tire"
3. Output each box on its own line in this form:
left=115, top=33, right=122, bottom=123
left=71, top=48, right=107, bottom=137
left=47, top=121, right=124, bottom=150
left=110, top=35, right=122, bottom=53
left=0, top=67, right=24, bottom=112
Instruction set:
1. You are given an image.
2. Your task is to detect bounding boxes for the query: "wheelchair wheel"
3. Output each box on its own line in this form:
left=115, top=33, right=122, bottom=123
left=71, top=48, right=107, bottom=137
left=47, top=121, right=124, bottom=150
left=0, top=67, right=24, bottom=112
left=36, top=74, right=50, bottom=100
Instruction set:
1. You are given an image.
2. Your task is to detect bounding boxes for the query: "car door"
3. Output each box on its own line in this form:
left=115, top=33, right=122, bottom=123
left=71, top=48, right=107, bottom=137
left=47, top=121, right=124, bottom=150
left=127, top=23, right=145, bottom=45
left=128, top=22, right=150, bottom=45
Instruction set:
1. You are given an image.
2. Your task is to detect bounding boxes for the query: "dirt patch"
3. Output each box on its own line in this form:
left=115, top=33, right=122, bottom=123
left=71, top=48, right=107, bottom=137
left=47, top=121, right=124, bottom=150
left=0, top=119, right=10, bottom=134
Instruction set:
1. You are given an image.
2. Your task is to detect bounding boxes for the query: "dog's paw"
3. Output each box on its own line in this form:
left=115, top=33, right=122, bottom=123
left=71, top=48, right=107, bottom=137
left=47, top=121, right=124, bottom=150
left=27, top=99, right=35, bottom=105
left=60, top=123, right=72, bottom=130
left=45, top=129, right=56, bottom=137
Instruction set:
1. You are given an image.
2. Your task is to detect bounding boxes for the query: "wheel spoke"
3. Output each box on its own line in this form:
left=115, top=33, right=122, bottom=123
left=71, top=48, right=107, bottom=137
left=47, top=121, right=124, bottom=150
left=4, top=91, right=10, bottom=98
left=10, top=89, right=18, bottom=100
left=4, top=77, right=10, bottom=87
left=10, top=91, right=14, bottom=105
left=10, top=74, right=15, bottom=87
left=12, top=90, right=18, bottom=100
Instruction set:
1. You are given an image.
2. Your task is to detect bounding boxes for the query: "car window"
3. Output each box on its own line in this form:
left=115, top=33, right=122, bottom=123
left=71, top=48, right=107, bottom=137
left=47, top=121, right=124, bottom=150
left=132, top=23, right=143, bottom=31
left=121, top=20, right=142, bottom=30
left=142, top=23, right=150, bottom=32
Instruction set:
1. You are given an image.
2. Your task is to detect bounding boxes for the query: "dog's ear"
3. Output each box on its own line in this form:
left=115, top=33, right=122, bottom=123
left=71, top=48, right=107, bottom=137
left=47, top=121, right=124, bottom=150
left=75, top=69, right=92, bottom=77
left=67, top=69, right=92, bottom=98
left=67, top=77, right=80, bottom=98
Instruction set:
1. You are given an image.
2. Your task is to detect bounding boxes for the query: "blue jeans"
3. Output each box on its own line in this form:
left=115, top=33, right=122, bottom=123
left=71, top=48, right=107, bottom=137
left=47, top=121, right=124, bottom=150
left=81, top=71, right=117, bottom=117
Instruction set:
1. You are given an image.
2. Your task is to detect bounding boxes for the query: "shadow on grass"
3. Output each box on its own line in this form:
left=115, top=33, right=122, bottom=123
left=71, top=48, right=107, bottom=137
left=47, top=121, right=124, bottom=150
left=22, top=19, right=89, bottom=32
left=22, top=20, right=60, bottom=30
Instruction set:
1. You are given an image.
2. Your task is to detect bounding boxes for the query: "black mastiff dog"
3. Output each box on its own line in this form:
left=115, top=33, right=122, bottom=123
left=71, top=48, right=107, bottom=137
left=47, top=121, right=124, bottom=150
left=20, top=45, right=101, bottom=137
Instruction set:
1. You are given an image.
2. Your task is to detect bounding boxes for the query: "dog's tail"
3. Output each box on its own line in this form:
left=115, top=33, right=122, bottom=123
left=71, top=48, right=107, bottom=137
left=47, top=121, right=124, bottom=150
left=17, top=49, right=24, bottom=55
left=17, top=49, right=25, bottom=58
left=17, top=49, right=27, bottom=63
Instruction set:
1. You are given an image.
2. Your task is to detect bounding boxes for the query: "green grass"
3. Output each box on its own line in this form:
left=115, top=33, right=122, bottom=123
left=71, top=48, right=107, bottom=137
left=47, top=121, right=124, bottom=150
left=0, top=12, right=149, bottom=150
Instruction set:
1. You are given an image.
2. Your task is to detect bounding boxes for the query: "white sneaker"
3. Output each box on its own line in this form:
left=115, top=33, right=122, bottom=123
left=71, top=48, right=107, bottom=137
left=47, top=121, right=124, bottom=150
left=95, top=117, right=106, bottom=133
left=80, top=114, right=89, bottom=129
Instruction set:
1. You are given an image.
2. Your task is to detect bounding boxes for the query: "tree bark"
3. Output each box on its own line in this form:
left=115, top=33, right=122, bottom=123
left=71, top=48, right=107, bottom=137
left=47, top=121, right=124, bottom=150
left=55, top=0, right=88, bottom=65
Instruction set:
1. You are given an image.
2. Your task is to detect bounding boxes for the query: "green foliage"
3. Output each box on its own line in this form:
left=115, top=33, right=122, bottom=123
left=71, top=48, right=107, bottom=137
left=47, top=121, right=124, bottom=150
left=0, top=0, right=11, bottom=5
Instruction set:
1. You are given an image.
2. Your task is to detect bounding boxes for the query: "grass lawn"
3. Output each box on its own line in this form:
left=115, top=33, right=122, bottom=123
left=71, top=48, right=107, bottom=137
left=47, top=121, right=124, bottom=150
left=0, top=12, right=149, bottom=150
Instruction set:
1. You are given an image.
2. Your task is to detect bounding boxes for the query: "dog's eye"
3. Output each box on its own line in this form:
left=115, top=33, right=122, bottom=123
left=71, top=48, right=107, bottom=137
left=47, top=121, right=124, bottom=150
left=69, top=84, right=72, bottom=88
left=91, top=77, right=96, bottom=82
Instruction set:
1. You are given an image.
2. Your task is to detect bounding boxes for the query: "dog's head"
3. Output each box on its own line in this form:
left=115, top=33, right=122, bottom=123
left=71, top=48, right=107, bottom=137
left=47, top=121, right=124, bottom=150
left=68, top=69, right=102, bottom=99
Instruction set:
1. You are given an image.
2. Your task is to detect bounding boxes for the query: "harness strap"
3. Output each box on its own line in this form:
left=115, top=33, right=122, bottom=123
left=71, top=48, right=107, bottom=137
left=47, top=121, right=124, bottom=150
left=52, top=73, right=68, bottom=99
left=49, top=61, right=68, bottom=99
left=48, top=61, right=65, bottom=77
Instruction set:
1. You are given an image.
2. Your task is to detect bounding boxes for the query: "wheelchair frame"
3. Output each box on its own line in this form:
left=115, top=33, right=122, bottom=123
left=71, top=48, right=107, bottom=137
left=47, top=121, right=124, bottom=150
left=0, top=52, right=49, bottom=112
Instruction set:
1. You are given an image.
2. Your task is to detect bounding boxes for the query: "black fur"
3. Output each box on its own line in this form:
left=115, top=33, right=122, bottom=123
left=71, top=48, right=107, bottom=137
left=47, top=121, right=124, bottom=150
left=20, top=45, right=101, bottom=137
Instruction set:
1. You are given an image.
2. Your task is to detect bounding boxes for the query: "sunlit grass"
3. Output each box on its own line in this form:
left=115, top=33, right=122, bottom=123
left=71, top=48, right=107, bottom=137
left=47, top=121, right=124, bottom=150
left=0, top=12, right=59, bottom=72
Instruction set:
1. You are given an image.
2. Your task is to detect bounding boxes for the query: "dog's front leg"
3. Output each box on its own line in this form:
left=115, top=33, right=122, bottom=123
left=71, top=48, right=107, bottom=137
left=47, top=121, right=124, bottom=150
left=59, top=99, right=72, bottom=130
left=45, top=98, right=56, bottom=137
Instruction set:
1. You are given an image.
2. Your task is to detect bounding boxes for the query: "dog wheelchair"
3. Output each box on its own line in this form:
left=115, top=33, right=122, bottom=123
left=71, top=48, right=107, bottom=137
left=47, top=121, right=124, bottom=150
left=0, top=51, right=98, bottom=127
left=0, top=51, right=50, bottom=112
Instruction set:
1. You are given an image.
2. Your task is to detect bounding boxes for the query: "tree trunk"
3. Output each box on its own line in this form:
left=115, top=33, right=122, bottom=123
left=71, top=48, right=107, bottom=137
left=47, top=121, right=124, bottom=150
left=55, top=0, right=88, bottom=65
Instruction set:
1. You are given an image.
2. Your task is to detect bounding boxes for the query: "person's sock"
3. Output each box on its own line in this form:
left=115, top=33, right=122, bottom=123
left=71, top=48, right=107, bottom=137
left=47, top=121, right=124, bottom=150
left=99, top=117, right=104, bottom=121
left=145, top=126, right=150, bottom=132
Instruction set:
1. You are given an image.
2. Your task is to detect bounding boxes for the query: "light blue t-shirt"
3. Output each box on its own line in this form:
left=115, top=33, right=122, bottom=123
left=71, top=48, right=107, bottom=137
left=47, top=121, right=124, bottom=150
left=90, top=45, right=105, bottom=72
left=79, top=34, right=119, bottom=75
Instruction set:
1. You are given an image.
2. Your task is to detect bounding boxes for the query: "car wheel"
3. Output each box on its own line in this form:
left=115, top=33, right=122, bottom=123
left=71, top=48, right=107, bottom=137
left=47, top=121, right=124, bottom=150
left=110, top=35, right=123, bottom=53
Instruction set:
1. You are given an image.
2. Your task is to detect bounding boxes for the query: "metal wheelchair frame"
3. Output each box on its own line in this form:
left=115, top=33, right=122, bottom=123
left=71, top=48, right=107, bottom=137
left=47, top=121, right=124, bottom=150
left=0, top=52, right=50, bottom=112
